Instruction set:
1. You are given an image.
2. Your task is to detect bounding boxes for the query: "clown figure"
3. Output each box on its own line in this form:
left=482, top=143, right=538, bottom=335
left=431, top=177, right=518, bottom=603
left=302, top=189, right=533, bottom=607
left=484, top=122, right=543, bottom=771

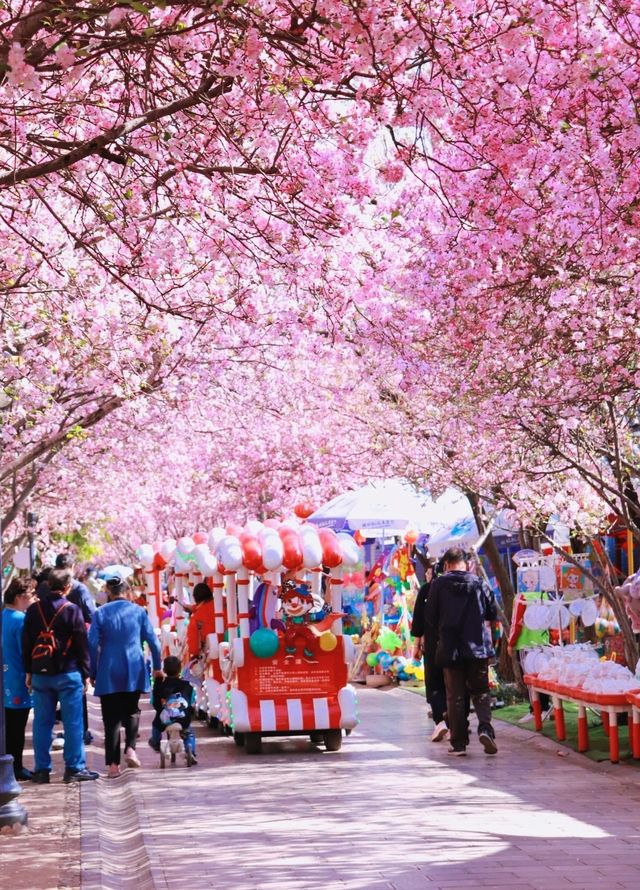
left=280, top=581, right=320, bottom=663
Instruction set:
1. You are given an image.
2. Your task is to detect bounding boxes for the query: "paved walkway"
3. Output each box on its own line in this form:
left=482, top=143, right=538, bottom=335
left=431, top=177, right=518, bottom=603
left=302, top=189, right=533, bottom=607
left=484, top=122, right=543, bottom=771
left=80, top=686, right=640, bottom=890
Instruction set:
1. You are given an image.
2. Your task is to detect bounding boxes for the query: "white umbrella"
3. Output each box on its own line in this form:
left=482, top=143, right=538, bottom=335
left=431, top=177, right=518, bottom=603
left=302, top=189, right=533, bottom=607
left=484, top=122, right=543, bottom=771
left=425, top=504, right=519, bottom=556
left=308, top=480, right=460, bottom=535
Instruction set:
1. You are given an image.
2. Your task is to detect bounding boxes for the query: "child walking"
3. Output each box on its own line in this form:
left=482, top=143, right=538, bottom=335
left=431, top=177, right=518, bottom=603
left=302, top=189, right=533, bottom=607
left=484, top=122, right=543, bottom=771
left=149, top=656, right=197, bottom=763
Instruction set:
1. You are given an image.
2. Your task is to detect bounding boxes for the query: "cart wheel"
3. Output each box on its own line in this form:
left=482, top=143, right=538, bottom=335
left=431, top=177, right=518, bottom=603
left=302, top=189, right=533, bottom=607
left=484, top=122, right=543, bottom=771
left=345, top=728, right=352, bottom=736
left=160, top=753, right=166, bottom=769
left=224, top=724, right=233, bottom=737
left=309, top=731, right=324, bottom=745
left=233, top=732, right=245, bottom=747
left=208, top=716, right=220, bottom=731
left=171, top=752, right=176, bottom=764
left=244, top=733, right=262, bottom=755
left=323, top=730, right=342, bottom=752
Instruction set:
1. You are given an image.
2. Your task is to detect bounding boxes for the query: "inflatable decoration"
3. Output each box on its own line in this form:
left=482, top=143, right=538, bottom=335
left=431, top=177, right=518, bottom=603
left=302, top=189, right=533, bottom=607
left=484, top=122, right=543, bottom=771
left=249, top=628, right=280, bottom=659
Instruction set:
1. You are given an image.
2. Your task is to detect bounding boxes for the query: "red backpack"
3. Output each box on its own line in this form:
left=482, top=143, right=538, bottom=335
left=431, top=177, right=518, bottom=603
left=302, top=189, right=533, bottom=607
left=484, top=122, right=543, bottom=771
left=31, top=601, right=70, bottom=674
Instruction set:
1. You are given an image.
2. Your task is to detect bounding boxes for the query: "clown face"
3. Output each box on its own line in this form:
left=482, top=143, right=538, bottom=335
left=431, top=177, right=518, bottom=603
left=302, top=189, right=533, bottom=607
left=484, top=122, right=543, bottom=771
left=281, top=592, right=314, bottom=618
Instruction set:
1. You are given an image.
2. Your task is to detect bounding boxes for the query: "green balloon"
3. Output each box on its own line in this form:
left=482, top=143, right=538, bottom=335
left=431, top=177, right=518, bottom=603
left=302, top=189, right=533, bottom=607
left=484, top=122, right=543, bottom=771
left=379, top=630, right=402, bottom=652
left=366, top=652, right=378, bottom=667
left=249, top=628, right=279, bottom=659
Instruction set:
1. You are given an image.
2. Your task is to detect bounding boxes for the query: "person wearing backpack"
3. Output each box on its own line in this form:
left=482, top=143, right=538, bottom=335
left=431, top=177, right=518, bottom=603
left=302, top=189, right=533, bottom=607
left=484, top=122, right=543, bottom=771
left=425, top=547, right=499, bottom=757
left=22, top=568, right=99, bottom=783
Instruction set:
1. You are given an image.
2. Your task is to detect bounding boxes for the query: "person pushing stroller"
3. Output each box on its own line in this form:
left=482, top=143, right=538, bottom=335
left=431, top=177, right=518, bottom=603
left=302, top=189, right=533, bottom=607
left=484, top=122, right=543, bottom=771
left=149, top=656, right=197, bottom=764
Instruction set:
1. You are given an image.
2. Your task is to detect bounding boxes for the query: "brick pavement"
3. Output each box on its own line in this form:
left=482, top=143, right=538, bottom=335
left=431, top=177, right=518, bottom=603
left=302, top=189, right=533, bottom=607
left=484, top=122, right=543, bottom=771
left=0, top=715, right=81, bottom=890
left=89, top=685, right=640, bottom=890
left=5, top=686, right=640, bottom=888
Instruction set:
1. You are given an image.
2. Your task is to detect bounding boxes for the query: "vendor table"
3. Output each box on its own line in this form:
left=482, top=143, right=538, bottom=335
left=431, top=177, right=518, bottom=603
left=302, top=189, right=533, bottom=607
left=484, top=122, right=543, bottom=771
left=523, top=674, right=640, bottom=764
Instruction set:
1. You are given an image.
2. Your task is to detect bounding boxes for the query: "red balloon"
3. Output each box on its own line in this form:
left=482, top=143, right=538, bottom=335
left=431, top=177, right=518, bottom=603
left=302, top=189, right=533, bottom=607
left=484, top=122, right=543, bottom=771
left=404, top=528, right=419, bottom=545
left=278, top=527, right=303, bottom=570
left=240, top=533, right=263, bottom=572
left=294, top=501, right=315, bottom=519
left=193, top=531, right=208, bottom=545
left=318, top=528, right=342, bottom=568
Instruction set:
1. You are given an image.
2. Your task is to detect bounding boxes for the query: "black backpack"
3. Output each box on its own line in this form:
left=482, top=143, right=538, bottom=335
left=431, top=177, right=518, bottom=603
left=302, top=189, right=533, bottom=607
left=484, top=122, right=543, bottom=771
left=31, top=601, right=70, bottom=674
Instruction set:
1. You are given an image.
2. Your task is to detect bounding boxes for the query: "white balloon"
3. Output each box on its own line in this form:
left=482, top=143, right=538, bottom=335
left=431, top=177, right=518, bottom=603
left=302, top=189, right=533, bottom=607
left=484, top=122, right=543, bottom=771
left=160, top=538, right=176, bottom=561
left=177, top=536, right=195, bottom=555
left=302, top=534, right=323, bottom=568
left=281, top=516, right=301, bottom=530
left=201, top=553, right=218, bottom=577
left=136, top=543, right=155, bottom=570
left=262, top=534, right=284, bottom=570
left=174, top=553, right=190, bottom=573
left=245, top=519, right=264, bottom=535
left=192, top=543, right=211, bottom=573
left=337, top=533, right=361, bottom=567
left=581, top=599, right=598, bottom=627
left=208, top=527, right=226, bottom=549
left=216, top=535, right=243, bottom=571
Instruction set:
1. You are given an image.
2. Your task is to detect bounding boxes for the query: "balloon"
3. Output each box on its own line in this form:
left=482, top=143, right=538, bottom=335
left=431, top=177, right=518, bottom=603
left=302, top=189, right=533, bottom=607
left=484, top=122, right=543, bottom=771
left=160, top=538, right=176, bottom=561
left=294, top=502, right=315, bottom=519
left=208, top=527, right=226, bottom=549
left=245, top=519, right=264, bottom=535
left=354, top=530, right=366, bottom=546
left=379, top=630, right=402, bottom=652
left=377, top=652, right=393, bottom=670
left=300, top=526, right=323, bottom=568
left=278, top=527, right=303, bottom=571
left=280, top=516, right=301, bottom=530
left=337, top=532, right=360, bottom=567
left=249, top=628, right=280, bottom=659
left=319, top=631, right=338, bottom=652
left=366, top=652, right=378, bottom=667
left=193, top=531, right=208, bottom=545
left=318, top=528, right=342, bottom=568
left=201, top=554, right=218, bottom=577
left=177, top=536, right=195, bottom=555
left=404, top=527, right=419, bottom=545
left=191, top=543, right=211, bottom=573
left=216, top=535, right=243, bottom=571
left=240, top=532, right=263, bottom=572
left=260, top=530, right=284, bottom=570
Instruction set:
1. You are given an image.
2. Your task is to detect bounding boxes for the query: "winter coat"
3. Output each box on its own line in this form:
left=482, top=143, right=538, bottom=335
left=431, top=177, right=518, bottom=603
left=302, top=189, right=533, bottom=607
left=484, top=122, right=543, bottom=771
left=425, top=570, right=497, bottom=664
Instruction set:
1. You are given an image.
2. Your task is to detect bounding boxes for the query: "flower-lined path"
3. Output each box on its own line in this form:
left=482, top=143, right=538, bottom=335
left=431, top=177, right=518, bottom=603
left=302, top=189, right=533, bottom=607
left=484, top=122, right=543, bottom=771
left=78, top=687, right=640, bottom=889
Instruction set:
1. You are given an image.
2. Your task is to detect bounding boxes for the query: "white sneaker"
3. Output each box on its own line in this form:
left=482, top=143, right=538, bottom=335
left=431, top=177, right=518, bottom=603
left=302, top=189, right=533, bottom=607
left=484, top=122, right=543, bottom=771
left=124, top=747, right=141, bottom=768
left=51, top=733, right=65, bottom=750
left=431, top=721, right=448, bottom=742
left=517, top=712, right=535, bottom=724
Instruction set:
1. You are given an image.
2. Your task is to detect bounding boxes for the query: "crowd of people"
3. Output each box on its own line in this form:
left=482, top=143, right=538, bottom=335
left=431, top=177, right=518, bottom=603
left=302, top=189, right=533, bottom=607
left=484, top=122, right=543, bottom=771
left=2, top=554, right=199, bottom=783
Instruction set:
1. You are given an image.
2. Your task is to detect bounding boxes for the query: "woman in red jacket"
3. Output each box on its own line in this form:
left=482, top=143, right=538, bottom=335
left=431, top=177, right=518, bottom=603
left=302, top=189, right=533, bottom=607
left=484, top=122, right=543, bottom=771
left=185, top=583, right=215, bottom=662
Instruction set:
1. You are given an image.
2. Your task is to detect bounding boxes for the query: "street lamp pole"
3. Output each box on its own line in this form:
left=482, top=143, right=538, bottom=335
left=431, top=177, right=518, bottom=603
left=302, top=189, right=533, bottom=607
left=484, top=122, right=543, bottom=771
left=0, top=518, right=28, bottom=831
left=27, top=511, right=38, bottom=575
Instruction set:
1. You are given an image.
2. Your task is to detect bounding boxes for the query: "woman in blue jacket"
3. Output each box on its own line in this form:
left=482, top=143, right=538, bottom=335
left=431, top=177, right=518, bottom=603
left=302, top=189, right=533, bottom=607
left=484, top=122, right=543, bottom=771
left=88, top=575, right=162, bottom=777
left=2, top=577, right=35, bottom=780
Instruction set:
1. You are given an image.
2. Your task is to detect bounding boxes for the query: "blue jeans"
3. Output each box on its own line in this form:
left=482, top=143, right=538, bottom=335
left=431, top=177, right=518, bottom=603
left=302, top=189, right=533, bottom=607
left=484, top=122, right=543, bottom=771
left=151, top=723, right=196, bottom=755
left=32, top=672, right=85, bottom=772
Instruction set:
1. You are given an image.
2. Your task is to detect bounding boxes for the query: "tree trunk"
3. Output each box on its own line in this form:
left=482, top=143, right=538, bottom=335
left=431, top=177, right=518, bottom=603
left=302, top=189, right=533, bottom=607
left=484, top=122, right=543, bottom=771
left=466, top=492, right=518, bottom=682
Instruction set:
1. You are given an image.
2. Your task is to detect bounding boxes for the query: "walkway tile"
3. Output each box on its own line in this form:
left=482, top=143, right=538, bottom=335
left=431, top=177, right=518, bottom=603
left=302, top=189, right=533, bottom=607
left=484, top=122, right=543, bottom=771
left=83, top=686, right=640, bottom=889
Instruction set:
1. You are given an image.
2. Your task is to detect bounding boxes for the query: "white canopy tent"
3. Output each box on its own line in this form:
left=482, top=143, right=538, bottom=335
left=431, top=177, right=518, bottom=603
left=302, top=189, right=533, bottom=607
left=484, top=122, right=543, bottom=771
left=308, top=479, right=519, bottom=553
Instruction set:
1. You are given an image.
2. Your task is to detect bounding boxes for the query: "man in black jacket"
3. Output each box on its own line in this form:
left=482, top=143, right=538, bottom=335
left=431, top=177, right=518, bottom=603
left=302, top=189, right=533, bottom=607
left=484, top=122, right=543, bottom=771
left=23, top=568, right=99, bottom=783
left=411, top=557, right=449, bottom=741
left=425, top=547, right=498, bottom=756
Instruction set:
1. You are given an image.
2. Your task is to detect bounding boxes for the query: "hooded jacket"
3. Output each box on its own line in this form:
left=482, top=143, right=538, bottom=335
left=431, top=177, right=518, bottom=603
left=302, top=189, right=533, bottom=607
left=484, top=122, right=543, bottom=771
left=425, top=570, right=497, bottom=664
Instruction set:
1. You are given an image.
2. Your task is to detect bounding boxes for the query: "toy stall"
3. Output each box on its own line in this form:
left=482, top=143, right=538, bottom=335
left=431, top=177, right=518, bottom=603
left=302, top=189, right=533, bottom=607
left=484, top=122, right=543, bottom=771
left=136, top=519, right=362, bottom=754
left=508, top=542, right=640, bottom=763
